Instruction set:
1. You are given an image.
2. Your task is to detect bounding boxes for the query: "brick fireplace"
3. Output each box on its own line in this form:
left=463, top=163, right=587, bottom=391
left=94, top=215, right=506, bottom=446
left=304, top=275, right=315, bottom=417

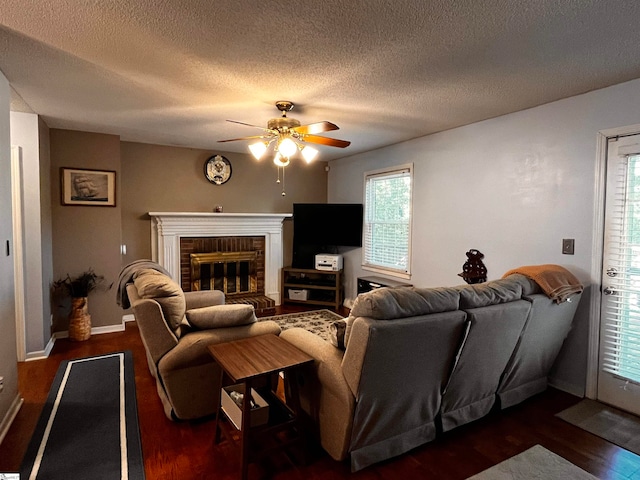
left=180, top=236, right=263, bottom=292
left=149, top=212, right=291, bottom=311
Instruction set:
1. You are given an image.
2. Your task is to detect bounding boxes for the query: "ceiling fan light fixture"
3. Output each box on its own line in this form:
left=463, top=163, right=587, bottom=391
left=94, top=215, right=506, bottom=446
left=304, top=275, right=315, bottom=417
left=248, top=141, right=268, bottom=160
left=277, top=137, right=297, bottom=158
left=218, top=101, right=350, bottom=195
left=301, top=145, right=319, bottom=163
left=273, top=152, right=290, bottom=167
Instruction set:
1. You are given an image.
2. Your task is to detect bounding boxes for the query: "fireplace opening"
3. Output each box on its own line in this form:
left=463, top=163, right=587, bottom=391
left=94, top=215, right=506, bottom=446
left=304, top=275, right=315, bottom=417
left=180, top=235, right=276, bottom=315
left=190, top=252, right=258, bottom=296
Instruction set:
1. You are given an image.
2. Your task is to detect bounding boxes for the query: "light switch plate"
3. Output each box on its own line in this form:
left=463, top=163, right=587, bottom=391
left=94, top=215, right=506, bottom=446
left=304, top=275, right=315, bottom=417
left=562, top=238, right=575, bottom=255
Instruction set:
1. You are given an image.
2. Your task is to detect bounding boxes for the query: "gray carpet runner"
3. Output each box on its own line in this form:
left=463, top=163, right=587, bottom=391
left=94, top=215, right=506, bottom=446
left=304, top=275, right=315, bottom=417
left=20, top=351, right=145, bottom=479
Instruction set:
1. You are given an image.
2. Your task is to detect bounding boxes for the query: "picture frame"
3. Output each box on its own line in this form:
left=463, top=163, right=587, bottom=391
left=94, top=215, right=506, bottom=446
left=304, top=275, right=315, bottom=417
left=61, top=167, right=116, bottom=207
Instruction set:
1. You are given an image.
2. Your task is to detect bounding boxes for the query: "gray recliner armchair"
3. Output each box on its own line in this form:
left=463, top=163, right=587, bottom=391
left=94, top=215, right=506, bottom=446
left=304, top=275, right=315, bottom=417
left=124, top=267, right=281, bottom=420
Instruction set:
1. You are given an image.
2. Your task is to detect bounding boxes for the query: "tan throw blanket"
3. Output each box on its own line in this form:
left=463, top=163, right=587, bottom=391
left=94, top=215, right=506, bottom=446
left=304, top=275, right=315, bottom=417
left=503, top=264, right=584, bottom=303
left=116, top=259, right=171, bottom=309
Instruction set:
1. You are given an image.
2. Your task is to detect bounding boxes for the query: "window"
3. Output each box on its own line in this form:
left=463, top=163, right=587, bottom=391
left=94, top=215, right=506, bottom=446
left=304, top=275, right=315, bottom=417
left=363, top=164, right=412, bottom=278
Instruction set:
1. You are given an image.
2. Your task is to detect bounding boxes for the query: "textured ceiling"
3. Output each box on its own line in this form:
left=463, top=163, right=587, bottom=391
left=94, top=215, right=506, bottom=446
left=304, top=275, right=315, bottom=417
left=2, top=0, right=640, bottom=160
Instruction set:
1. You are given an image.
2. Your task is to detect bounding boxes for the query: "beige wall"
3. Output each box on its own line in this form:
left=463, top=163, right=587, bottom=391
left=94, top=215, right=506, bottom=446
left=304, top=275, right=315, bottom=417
left=50, top=129, right=122, bottom=330
left=46, top=136, right=328, bottom=331
left=120, top=142, right=328, bottom=269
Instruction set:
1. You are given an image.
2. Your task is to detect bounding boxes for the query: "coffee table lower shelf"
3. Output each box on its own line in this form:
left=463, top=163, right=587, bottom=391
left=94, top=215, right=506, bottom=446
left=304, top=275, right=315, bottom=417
left=216, top=387, right=305, bottom=466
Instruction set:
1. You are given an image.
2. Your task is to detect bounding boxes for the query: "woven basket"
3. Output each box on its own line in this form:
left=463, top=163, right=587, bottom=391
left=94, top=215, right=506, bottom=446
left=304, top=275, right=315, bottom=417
left=69, top=297, right=92, bottom=341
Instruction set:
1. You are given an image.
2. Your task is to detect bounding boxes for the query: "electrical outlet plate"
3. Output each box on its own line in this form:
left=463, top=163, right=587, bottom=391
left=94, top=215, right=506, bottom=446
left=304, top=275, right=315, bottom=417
left=562, top=238, right=575, bottom=255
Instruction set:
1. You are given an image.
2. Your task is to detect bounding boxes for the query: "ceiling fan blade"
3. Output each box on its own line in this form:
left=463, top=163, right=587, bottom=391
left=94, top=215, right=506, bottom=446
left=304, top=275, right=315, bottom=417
left=302, top=134, right=351, bottom=148
left=226, top=119, right=273, bottom=133
left=217, top=135, right=271, bottom=143
left=292, top=121, right=339, bottom=135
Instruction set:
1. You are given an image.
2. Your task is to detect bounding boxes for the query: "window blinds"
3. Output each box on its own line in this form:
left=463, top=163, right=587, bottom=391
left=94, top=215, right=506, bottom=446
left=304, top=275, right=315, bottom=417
left=602, top=151, right=640, bottom=383
left=363, top=167, right=412, bottom=273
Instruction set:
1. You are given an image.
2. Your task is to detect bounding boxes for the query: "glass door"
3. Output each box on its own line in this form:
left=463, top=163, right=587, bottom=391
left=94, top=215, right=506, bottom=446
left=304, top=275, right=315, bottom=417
left=598, top=133, right=640, bottom=415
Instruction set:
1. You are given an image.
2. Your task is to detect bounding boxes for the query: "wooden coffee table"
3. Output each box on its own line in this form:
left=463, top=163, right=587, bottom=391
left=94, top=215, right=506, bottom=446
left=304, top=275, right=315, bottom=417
left=207, top=334, right=314, bottom=480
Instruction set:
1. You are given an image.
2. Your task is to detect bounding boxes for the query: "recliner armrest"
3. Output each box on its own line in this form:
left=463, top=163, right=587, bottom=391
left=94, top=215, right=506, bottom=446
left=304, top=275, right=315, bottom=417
left=184, top=289, right=225, bottom=310
left=186, top=304, right=256, bottom=329
left=160, top=321, right=282, bottom=369
left=131, top=298, right=179, bottom=365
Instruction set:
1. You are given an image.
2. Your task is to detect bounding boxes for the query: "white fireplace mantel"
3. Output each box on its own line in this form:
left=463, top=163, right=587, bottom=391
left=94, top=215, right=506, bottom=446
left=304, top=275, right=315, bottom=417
left=149, top=212, right=292, bottom=304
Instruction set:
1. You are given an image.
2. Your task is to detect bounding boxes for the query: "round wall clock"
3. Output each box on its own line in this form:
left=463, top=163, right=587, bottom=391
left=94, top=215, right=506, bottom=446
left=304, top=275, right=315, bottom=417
left=204, top=155, right=232, bottom=185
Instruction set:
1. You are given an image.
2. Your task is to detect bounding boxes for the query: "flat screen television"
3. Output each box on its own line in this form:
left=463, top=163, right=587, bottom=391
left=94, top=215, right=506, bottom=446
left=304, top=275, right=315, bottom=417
left=292, top=203, right=363, bottom=268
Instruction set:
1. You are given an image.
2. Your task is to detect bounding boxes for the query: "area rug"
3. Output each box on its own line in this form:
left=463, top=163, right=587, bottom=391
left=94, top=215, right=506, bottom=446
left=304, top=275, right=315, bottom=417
left=20, top=351, right=145, bottom=480
left=556, top=398, right=640, bottom=456
left=466, top=444, right=599, bottom=479
left=259, top=309, right=345, bottom=342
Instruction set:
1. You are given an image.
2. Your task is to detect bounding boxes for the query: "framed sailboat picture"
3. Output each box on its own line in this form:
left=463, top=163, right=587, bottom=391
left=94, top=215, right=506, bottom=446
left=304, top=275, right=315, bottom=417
left=61, top=167, right=116, bottom=206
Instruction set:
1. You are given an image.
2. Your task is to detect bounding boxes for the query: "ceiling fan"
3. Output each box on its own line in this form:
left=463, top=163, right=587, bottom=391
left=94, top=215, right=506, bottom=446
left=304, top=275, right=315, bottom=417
left=218, top=101, right=350, bottom=166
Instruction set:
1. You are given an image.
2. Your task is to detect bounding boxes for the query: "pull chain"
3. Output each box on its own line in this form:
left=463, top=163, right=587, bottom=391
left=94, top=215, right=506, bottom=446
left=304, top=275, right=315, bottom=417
left=281, top=166, right=286, bottom=196
left=274, top=164, right=286, bottom=196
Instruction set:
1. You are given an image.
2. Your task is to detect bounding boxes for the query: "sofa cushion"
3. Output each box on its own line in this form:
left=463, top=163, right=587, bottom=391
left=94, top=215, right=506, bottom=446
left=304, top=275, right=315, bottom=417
left=186, top=304, right=256, bottom=329
left=133, top=269, right=186, bottom=330
left=350, top=286, right=460, bottom=320
left=457, top=278, right=523, bottom=309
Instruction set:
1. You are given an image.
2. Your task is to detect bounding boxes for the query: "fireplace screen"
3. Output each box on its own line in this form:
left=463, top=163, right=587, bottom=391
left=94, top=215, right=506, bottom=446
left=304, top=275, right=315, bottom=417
left=190, top=252, right=258, bottom=295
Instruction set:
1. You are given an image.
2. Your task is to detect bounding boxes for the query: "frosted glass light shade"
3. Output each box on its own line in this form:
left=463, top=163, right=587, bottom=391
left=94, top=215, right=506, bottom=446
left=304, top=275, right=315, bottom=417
left=277, top=137, right=297, bottom=158
left=301, top=146, right=319, bottom=163
left=249, top=142, right=268, bottom=160
left=273, top=152, right=290, bottom=167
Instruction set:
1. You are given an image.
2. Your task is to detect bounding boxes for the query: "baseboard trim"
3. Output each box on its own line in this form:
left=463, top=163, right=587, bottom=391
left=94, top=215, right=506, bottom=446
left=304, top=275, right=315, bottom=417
left=91, top=323, right=126, bottom=335
left=54, top=322, right=126, bottom=340
left=28, top=321, right=127, bottom=360
left=25, top=336, right=56, bottom=361
left=549, top=377, right=585, bottom=398
left=0, top=394, right=24, bottom=446
left=123, top=313, right=135, bottom=322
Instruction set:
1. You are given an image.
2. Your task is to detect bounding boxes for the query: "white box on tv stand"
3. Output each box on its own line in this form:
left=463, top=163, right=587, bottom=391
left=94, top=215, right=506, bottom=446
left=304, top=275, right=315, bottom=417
left=288, top=289, right=309, bottom=301
left=315, top=254, right=343, bottom=271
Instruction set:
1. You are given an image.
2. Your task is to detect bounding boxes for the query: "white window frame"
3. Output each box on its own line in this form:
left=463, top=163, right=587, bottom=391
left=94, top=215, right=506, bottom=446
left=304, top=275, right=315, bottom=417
left=362, top=163, right=413, bottom=279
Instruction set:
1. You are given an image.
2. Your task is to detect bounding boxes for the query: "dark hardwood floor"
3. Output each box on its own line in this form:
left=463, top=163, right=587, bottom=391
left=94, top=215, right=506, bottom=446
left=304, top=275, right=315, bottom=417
left=2, top=306, right=640, bottom=479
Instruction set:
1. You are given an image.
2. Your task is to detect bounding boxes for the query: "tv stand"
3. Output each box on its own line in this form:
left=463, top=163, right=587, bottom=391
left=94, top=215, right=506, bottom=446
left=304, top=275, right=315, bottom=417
left=282, top=267, right=343, bottom=309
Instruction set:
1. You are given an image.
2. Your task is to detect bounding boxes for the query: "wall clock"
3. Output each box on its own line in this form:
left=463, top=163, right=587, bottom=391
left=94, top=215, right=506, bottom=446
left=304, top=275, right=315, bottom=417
left=204, top=155, right=232, bottom=185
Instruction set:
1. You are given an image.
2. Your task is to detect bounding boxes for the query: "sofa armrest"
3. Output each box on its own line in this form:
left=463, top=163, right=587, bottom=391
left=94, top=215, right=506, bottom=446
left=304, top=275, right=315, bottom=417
left=280, top=328, right=355, bottom=461
left=131, top=298, right=179, bottom=365
left=280, top=328, right=348, bottom=391
left=184, top=289, right=225, bottom=310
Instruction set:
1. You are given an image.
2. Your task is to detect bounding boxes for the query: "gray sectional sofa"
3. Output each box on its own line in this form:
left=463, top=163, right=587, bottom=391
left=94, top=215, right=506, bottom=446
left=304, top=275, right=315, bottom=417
left=280, top=272, right=582, bottom=471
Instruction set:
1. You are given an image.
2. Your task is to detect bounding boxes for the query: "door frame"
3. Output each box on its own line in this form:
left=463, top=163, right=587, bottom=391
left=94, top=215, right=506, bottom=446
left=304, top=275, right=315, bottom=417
left=587, top=123, right=640, bottom=398
left=11, top=145, right=26, bottom=362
